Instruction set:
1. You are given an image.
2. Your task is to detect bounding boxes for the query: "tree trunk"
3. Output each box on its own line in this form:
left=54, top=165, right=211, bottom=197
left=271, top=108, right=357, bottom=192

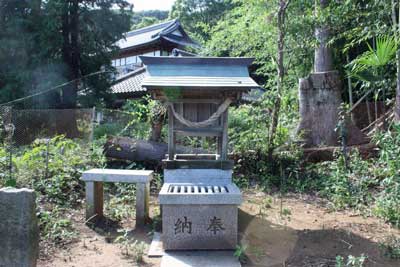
left=267, top=0, right=290, bottom=159
left=148, top=103, right=166, bottom=142
left=296, top=0, right=367, bottom=147
left=59, top=0, right=80, bottom=137
left=149, top=121, right=163, bottom=142
left=314, top=0, right=333, bottom=72
left=392, top=0, right=400, bottom=122
left=105, top=137, right=207, bottom=162
left=396, top=55, right=400, bottom=122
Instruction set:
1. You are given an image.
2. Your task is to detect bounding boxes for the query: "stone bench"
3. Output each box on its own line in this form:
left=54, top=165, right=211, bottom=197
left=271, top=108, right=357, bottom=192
left=81, top=169, right=153, bottom=227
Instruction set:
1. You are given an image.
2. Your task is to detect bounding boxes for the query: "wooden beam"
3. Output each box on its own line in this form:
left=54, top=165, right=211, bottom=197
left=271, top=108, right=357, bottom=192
left=162, top=159, right=234, bottom=170
left=168, top=106, right=175, bottom=160
left=174, top=128, right=223, bottom=137
left=167, top=99, right=222, bottom=104
left=221, top=110, right=229, bottom=160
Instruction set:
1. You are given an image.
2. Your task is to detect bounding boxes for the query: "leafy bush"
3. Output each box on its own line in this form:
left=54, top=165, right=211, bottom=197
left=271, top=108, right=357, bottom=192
left=11, top=136, right=106, bottom=206
left=115, top=229, right=147, bottom=262
left=104, top=183, right=137, bottom=222
left=315, top=151, right=377, bottom=210
left=380, top=235, right=400, bottom=259
left=38, top=206, right=76, bottom=245
left=336, top=254, right=367, bottom=267
left=93, top=97, right=165, bottom=141
left=304, top=125, right=400, bottom=227
left=373, top=125, right=400, bottom=226
left=93, top=122, right=124, bottom=139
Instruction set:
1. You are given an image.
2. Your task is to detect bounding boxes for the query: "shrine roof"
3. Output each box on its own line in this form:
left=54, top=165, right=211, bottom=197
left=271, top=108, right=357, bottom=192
left=140, top=56, right=260, bottom=90
left=117, top=19, right=199, bottom=52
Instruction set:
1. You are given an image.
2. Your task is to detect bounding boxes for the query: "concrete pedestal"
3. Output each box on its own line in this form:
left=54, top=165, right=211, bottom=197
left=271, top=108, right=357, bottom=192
left=159, top=178, right=242, bottom=250
left=162, top=205, right=238, bottom=250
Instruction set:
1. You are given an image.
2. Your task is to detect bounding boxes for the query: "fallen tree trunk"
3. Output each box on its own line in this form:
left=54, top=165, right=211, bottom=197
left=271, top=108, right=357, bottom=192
left=104, top=136, right=208, bottom=162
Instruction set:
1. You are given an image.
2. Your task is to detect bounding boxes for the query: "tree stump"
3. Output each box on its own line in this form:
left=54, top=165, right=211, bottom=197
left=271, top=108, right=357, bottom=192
left=296, top=71, right=368, bottom=147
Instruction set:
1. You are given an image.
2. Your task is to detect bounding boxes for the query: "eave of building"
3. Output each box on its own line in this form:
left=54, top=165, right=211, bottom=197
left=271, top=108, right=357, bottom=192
left=141, top=76, right=259, bottom=90
left=111, top=67, right=147, bottom=95
left=140, top=56, right=261, bottom=91
left=116, top=19, right=199, bottom=55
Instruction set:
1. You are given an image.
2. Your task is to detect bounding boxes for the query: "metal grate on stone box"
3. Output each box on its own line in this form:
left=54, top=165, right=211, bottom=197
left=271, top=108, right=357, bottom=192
left=167, top=184, right=229, bottom=194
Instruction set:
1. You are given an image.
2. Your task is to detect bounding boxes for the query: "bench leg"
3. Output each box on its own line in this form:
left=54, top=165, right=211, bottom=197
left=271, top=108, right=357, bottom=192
left=136, top=182, right=149, bottom=227
left=85, top=181, right=103, bottom=221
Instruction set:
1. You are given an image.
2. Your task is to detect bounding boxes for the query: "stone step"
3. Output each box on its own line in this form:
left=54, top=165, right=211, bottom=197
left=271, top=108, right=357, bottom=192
left=148, top=232, right=164, bottom=257
left=160, top=251, right=241, bottom=267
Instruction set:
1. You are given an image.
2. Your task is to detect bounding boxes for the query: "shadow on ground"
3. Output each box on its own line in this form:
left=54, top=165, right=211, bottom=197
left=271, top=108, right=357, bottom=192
left=239, top=209, right=400, bottom=267
left=86, top=216, right=153, bottom=245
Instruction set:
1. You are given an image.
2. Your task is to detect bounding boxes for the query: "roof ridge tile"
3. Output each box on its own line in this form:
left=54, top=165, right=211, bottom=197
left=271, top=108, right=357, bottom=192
left=125, top=19, right=177, bottom=38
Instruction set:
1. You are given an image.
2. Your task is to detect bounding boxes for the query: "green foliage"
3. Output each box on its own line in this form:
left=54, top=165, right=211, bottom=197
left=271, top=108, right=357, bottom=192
left=311, top=151, right=376, bottom=211
left=233, top=244, right=248, bottom=264
left=280, top=207, right=291, bottom=223
left=104, top=183, right=136, bottom=222
left=380, top=235, right=400, bottom=259
left=0, top=0, right=132, bottom=108
left=170, top=0, right=236, bottom=43
left=373, top=125, right=400, bottom=227
left=0, top=135, right=106, bottom=246
left=38, top=206, right=76, bottom=245
left=115, top=229, right=132, bottom=256
left=204, top=0, right=314, bottom=86
left=163, top=88, right=182, bottom=101
left=258, top=197, right=273, bottom=218
left=335, top=254, right=367, bottom=267
left=115, top=229, right=147, bottom=262
left=328, top=1, right=394, bottom=51
left=305, top=125, right=400, bottom=227
left=348, top=35, right=397, bottom=83
left=93, top=122, right=125, bottom=139
left=130, top=10, right=169, bottom=30
left=94, top=97, right=160, bottom=140
left=2, top=136, right=106, bottom=206
left=119, top=97, right=157, bottom=140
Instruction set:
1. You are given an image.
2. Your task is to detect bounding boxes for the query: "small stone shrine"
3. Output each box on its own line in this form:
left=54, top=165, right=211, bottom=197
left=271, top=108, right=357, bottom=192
left=141, top=56, right=260, bottom=250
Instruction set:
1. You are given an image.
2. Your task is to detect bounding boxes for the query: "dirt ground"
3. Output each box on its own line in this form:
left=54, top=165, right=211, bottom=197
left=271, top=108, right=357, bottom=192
left=38, top=190, right=400, bottom=267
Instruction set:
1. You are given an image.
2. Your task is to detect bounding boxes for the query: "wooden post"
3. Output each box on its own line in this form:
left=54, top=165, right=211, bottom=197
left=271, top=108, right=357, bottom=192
left=168, top=106, right=175, bottom=160
left=221, top=110, right=229, bottom=160
left=217, top=136, right=222, bottom=158
left=89, top=106, right=96, bottom=143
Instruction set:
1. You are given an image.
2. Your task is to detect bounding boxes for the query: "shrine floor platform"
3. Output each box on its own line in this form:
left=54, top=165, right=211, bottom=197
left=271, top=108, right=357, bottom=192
left=160, top=251, right=241, bottom=267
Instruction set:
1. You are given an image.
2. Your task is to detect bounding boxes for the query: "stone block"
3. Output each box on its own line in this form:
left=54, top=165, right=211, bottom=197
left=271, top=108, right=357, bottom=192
left=135, top=182, right=150, bottom=226
left=162, top=205, right=238, bottom=250
left=164, top=169, right=232, bottom=184
left=82, top=169, right=152, bottom=226
left=0, top=187, right=39, bottom=267
left=82, top=169, right=153, bottom=183
left=161, top=251, right=241, bottom=267
left=85, top=181, right=103, bottom=220
left=159, top=183, right=242, bottom=205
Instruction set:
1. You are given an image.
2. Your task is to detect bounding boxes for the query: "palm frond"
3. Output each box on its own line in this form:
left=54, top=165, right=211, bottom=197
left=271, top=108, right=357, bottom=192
left=348, top=35, right=397, bottom=82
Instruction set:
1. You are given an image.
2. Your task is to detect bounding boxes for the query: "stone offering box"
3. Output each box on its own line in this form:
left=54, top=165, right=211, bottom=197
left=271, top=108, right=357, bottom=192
left=140, top=56, right=260, bottom=250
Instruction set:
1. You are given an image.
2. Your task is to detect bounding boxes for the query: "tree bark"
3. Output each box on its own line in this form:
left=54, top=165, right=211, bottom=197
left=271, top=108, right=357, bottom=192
left=59, top=0, right=80, bottom=137
left=297, top=0, right=368, bottom=147
left=267, top=0, right=290, bottom=159
left=149, top=121, right=164, bottom=142
left=314, top=0, right=333, bottom=72
left=105, top=137, right=207, bottom=162
left=148, top=102, right=166, bottom=142
left=392, top=0, right=400, bottom=122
